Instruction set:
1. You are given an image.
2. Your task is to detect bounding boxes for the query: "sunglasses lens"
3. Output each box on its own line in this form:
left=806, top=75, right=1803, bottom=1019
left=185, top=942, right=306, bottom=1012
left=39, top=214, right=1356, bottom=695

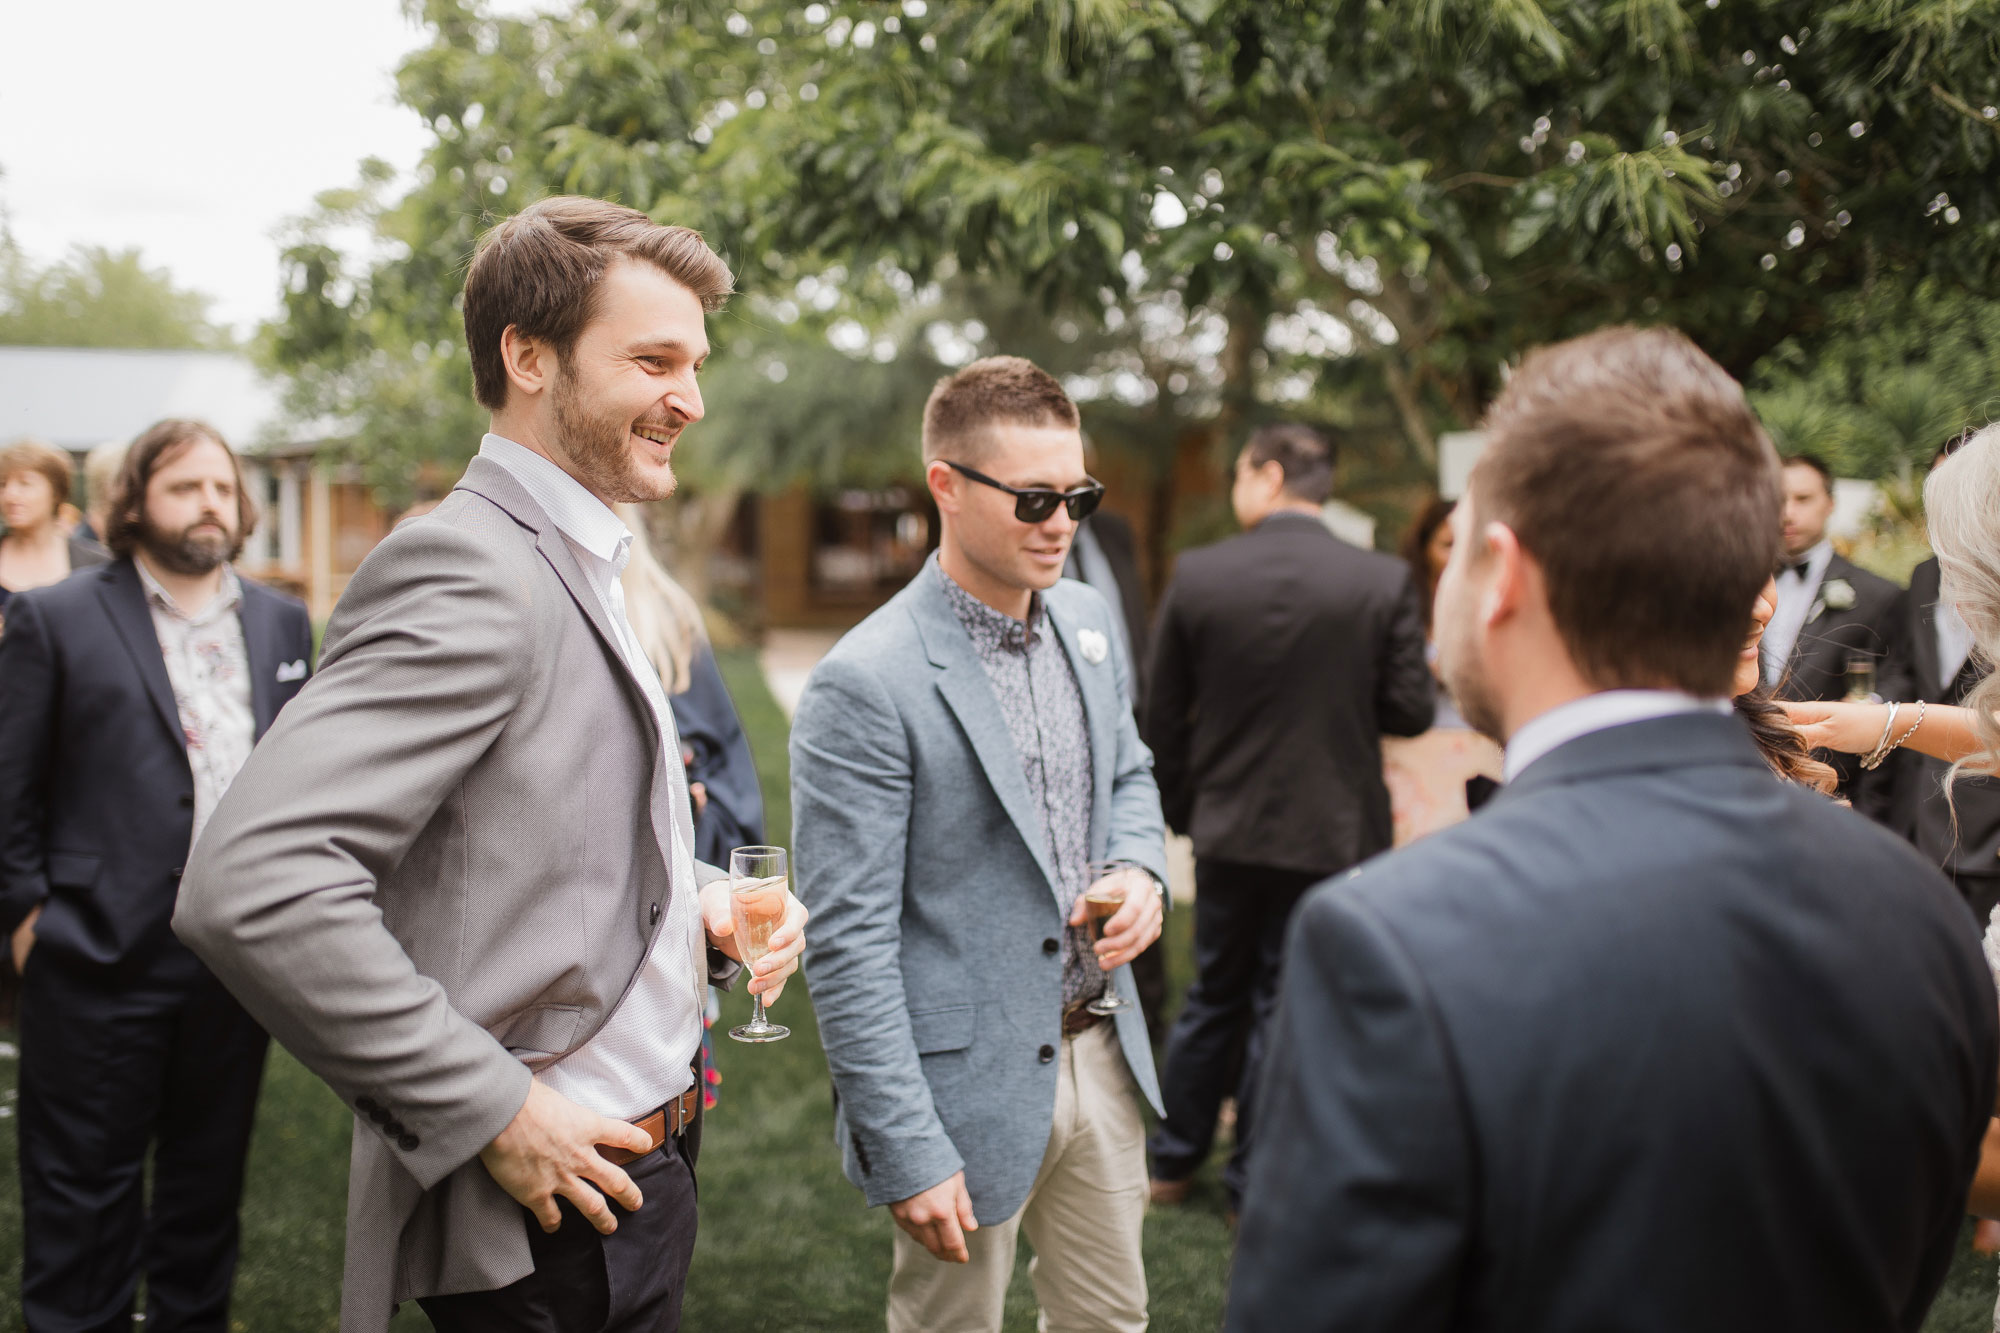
left=1066, top=487, right=1104, bottom=521
left=1016, top=493, right=1061, bottom=523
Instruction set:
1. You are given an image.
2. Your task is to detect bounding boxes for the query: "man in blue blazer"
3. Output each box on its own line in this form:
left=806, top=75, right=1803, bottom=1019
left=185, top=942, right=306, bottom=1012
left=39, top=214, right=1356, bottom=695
left=1226, top=328, right=1998, bottom=1332
left=792, top=356, right=1168, bottom=1333
left=0, top=420, right=313, bottom=1332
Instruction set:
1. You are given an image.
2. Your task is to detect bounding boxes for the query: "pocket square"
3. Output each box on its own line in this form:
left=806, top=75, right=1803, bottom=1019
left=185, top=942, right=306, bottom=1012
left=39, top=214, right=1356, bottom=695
left=1077, top=628, right=1109, bottom=665
left=276, top=659, right=307, bottom=682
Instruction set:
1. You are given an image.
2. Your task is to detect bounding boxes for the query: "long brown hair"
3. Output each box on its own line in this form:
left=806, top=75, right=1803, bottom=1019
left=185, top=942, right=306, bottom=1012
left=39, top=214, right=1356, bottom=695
left=1734, top=684, right=1838, bottom=794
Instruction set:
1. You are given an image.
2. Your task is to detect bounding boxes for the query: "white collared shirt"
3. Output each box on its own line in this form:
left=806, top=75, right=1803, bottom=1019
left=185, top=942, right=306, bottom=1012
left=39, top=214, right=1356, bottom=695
left=1764, top=539, right=1833, bottom=685
left=1502, top=690, right=1733, bottom=782
left=479, top=433, right=705, bottom=1120
left=1938, top=599, right=1975, bottom=695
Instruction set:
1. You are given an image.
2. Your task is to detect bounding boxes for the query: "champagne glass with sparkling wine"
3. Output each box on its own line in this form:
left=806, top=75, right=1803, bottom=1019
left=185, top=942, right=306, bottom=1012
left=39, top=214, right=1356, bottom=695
left=1082, top=860, right=1136, bottom=1017
left=728, top=845, right=791, bottom=1043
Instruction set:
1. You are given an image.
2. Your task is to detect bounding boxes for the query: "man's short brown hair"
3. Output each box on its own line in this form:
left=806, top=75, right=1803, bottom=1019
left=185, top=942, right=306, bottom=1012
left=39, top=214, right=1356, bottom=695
left=105, top=419, right=258, bottom=560
left=463, top=196, right=735, bottom=410
left=0, top=439, right=74, bottom=515
left=1471, top=325, right=1779, bottom=697
left=921, top=356, right=1080, bottom=465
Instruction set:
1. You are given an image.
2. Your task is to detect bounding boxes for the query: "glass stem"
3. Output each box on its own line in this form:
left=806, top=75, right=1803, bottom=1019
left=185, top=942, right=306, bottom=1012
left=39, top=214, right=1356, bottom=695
left=750, top=993, right=768, bottom=1028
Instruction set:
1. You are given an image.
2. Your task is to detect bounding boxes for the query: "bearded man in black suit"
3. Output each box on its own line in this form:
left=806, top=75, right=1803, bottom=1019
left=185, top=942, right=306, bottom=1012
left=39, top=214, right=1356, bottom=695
left=1761, top=453, right=1907, bottom=817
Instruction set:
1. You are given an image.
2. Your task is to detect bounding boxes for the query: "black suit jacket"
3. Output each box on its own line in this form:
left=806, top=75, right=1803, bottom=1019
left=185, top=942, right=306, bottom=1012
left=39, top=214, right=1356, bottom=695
left=1227, top=713, right=1995, bottom=1333
left=1880, top=556, right=2000, bottom=882
left=1145, top=511, right=1433, bottom=876
left=1775, top=553, right=1907, bottom=815
left=0, top=558, right=313, bottom=970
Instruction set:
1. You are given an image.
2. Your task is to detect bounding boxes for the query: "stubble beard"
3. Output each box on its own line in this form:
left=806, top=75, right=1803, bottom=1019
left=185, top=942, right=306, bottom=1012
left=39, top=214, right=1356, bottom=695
left=1438, top=627, right=1504, bottom=745
left=550, top=361, right=676, bottom=505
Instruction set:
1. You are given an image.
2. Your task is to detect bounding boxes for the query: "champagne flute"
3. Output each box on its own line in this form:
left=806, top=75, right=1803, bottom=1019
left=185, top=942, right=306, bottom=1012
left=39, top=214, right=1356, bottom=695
left=1082, top=860, right=1135, bottom=1017
left=1844, top=654, right=1877, bottom=702
left=728, top=845, right=791, bottom=1043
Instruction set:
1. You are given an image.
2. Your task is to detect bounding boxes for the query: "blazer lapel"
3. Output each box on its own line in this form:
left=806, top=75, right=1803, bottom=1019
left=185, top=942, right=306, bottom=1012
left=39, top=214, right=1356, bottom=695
left=95, top=560, right=183, bottom=750
left=238, top=586, right=280, bottom=737
left=911, top=576, right=1061, bottom=893
left=1045, top=595, right=1117, bottom=859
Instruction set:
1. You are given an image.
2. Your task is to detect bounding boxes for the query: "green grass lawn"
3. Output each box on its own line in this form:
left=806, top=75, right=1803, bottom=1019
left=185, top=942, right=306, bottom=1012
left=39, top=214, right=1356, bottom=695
left=0, top=646, right=1992, bottom=1329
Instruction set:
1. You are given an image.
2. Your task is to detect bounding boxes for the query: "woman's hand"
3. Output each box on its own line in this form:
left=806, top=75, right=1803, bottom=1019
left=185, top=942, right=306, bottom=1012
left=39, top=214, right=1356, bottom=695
left=1779, top=699, right=1891, bottom=756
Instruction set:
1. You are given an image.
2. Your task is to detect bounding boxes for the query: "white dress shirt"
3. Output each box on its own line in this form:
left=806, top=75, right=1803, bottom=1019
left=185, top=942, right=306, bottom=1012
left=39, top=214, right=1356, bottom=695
left=1763, top=539, right=1833, bottom=686
left=1503, top=690, right=1734, bottom=782
left=1937, top=599, right=1975, bottom=695
left=480, top=433, right=705, bottom=1120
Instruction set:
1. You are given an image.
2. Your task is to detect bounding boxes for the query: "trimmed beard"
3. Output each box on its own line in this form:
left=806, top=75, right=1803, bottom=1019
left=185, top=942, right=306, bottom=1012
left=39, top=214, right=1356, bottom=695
left=139, top=512, right=239, bottom=576
left=1437, top=626, right=1504, bottom=745
left=549, top=358, right=677, bottom=504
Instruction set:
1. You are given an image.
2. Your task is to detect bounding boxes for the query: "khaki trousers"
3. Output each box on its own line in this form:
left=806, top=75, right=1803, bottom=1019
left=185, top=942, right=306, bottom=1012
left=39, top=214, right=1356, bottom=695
left=887, top=1023, right=1149, bottom=1333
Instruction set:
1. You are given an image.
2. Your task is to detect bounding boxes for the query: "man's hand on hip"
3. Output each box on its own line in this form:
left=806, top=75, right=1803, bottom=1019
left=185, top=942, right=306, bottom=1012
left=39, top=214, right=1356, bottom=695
left=10, top=904, right=39, bottom=974
left=890, top=1170, right=979, bottom=1263
left=1072, top=865, right=1163, bottom=969
left=478, top=1079, right=654, bottom=1235
left=700, top=879, right=809, bottom=1005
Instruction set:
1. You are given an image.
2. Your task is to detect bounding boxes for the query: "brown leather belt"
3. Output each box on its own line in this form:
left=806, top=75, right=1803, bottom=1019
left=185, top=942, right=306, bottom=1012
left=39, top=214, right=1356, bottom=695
left=1061, top=1005, right=1105, bottom=1037
left=599, top=1085, right=700, bottom=1166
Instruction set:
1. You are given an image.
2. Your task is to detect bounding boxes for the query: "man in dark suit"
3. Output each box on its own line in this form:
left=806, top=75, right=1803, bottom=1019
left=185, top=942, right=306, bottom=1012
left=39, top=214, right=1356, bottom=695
left=1144, top=422, right=1433, bottom=1213
left=1762, top=453, right=1907, bottom=816
left=1227, top=328, right=1996, bottom=1333
left=1880, top=433, right=2000, bottom=923
left=1064, top=508, right=1168, bottom=1032
left=0, top=419, right=313, bottom=1332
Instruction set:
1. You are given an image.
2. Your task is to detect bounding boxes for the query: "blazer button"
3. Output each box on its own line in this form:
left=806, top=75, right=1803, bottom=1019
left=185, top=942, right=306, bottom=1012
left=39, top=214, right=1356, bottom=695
left=177, top=793, right=194, bottom=808
left=1041, top=938, right=1059, bottom=956
left=385, top=1120, right=405, bottom=1136
left=651, top=902, right=662, bottom=925
left=371, top=1108, right=392, bottom=1125
left=398, top=1134, right=421, bottom=1151
left=171, top=867, right=183, bottom=881
left=1038, top=1044, right=1055, bottom=1063
left=355, top=1095, right=377, bottom=1114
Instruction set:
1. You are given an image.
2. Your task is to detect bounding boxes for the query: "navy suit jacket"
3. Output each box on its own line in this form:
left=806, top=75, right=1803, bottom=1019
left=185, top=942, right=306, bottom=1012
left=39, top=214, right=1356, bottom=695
left=0, top=557, right=312, bottom=971
left=1228, top=712, right=1996, bottom=1333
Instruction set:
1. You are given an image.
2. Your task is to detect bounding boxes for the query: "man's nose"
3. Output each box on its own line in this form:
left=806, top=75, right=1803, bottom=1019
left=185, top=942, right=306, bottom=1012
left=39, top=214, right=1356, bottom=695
left=666, top=380, right=704, bottom=425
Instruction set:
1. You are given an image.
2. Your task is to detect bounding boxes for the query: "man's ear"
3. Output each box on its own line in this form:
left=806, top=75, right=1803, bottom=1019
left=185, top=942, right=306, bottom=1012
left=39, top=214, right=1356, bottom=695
left=499, top=325, right=553, bottom=400
left=1481, top=521, right=1527, bottom=628
left=926, top=459, right=961, bottom=515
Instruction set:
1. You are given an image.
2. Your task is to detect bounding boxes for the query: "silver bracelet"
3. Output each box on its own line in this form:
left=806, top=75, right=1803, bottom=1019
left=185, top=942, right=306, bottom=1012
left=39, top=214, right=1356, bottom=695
left=1858, top=702, right=1901, bottom=771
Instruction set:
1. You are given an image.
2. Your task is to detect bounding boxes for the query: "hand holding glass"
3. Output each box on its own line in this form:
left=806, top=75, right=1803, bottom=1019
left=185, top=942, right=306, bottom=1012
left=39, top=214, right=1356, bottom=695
left=1080, top=860, right=1143, bottom=1017
left=728, top=846, right=791, bottom=1043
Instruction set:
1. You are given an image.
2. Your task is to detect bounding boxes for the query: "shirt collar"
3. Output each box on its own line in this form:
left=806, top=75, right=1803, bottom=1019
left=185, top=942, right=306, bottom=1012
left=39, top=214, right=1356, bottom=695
left=136, top=557, right=242, bottom=624
left=1503, top=689, right=1732, bottom=782
left=933, top=552, right=1044, bottom=648
left=1782, top=540, right=1833, bottom=583
left=479, top=433, right=631, bottom=570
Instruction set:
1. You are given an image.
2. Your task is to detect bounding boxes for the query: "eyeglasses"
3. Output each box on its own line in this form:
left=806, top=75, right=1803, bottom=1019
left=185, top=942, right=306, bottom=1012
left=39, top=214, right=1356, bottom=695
left=944, top=461, right=1105, bottom=524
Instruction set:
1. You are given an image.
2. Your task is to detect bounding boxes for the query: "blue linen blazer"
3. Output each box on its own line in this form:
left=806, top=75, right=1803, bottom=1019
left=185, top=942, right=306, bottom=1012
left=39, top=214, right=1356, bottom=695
left=791, top=567, right=1170, bottom=1222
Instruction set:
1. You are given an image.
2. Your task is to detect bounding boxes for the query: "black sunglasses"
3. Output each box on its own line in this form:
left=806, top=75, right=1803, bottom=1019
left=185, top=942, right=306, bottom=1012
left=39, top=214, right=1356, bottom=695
left=944, top=461, right=1105, bottom=524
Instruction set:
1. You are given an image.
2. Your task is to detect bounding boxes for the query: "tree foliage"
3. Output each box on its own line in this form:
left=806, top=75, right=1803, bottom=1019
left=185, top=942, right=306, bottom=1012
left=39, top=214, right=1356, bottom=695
left=266, top=0, right=2000, bottom=522
left=0, top=233, right=231, bottom=350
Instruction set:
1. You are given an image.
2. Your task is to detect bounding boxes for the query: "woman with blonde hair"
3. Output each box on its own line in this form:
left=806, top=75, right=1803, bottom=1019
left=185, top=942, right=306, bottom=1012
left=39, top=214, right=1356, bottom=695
left=616, top=505, right=765, bottom=864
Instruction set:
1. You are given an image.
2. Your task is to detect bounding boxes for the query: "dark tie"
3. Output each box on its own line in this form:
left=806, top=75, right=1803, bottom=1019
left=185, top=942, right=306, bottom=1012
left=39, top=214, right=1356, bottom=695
left=1785, top=558, right=1812, bottom=580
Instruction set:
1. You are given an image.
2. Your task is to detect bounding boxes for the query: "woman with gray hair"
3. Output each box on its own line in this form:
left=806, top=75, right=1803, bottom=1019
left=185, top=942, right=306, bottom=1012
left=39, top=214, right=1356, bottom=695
left=1786, top=420, right=2000, bottom=1329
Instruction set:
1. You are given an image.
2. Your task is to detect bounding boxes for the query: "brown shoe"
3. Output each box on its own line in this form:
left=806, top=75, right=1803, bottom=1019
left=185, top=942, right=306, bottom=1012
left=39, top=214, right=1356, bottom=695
left=1149, top=1177, right=1192, bottom=1207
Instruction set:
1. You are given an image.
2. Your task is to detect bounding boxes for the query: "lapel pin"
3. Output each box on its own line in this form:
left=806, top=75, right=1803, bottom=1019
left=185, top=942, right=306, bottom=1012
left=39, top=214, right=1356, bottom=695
left=1077, top=628, right=1109, bottom=665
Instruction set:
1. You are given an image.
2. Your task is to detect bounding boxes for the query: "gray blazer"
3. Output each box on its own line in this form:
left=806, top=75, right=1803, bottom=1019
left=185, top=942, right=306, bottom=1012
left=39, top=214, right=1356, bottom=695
left=174, top=457, right=728, bottom=1332
left=790, top=567, right=1168, bottom=1223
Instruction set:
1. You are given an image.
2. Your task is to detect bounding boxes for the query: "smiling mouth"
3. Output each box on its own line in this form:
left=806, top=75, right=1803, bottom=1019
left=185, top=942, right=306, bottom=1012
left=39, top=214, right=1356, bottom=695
left=632, top=423, right=676, bottom=446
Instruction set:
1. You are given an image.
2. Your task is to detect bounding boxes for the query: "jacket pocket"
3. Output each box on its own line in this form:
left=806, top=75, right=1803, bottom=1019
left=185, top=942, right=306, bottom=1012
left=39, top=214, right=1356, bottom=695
left=46, top=852, right=101, bottom=889
left=908, top=1005, right=976, bottom=1055
left=493, top=1004, right=585, bottom=1061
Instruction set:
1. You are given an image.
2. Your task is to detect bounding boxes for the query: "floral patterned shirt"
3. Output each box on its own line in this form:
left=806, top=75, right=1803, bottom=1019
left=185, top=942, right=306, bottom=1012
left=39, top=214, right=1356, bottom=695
left=934, top=556, right=1101, bottom=1008
left=138, top=560, right=254, bottom=850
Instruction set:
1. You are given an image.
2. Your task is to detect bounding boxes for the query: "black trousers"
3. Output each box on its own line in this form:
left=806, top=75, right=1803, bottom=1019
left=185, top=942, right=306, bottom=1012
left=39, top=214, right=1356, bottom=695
left=1147, top=859, right=1322, bottom=1206
left=419, top=1122, right=700, bottom=1333
left=18, top=949, right=269, bottom=1333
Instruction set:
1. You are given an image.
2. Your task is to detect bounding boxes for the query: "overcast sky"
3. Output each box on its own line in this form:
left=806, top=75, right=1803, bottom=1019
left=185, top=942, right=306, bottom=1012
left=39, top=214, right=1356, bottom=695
left=1, top=1, right=452, bottom=337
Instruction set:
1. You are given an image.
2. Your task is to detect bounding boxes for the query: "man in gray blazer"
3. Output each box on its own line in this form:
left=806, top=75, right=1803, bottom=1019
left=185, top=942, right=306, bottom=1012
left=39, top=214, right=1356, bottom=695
left=792, top=356, right=1169, bottom=1333
left=174, top=197, right=807, bottom=1333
